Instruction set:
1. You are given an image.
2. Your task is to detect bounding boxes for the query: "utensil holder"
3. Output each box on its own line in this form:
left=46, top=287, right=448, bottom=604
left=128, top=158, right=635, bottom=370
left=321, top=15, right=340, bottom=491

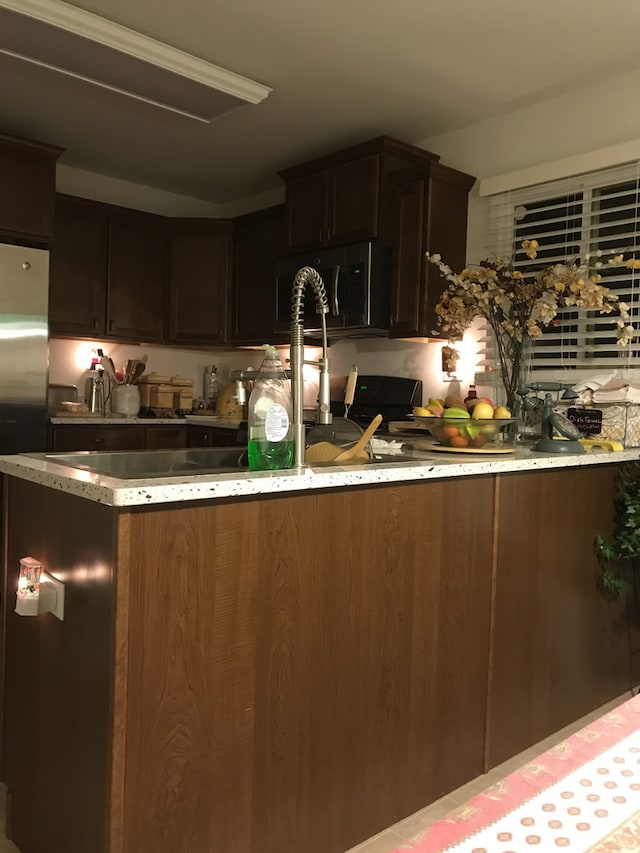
left=111, top=385, right=140, bottom=417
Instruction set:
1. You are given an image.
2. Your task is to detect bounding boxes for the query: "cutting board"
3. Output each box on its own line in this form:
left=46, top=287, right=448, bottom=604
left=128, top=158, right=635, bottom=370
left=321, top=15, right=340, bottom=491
left=388, top=420, right=431, bottom=433
left=413, top=439, right=514, bottom=454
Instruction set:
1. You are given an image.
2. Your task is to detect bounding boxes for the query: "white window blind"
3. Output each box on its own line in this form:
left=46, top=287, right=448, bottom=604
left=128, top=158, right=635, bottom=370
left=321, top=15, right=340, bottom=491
left=482, top=161, right=640, bottom=372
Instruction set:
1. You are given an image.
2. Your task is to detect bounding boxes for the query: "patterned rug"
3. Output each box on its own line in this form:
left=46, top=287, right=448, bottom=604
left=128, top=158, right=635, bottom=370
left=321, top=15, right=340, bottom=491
left=393, top=692, right=640, bottom=852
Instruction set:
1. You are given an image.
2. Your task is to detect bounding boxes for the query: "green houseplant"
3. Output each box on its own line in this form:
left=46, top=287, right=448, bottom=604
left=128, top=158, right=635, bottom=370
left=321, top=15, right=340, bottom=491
left=596, top=461, right=640, bottom=609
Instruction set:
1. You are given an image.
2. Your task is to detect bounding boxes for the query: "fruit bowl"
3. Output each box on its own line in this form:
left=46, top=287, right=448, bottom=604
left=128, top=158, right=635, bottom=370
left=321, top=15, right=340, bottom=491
left=412, top=416, right=518, bottom=449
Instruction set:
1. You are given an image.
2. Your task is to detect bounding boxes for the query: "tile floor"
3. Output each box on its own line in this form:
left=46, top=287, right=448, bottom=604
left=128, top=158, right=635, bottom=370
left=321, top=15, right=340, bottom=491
left=0, top=694, right=631, bottom=853
left=344, top=692, right=633, bottom=852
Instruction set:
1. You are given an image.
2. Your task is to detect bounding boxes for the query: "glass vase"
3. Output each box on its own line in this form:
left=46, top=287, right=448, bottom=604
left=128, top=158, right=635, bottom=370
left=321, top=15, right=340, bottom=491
left=493, top=336, right=535, bottom=444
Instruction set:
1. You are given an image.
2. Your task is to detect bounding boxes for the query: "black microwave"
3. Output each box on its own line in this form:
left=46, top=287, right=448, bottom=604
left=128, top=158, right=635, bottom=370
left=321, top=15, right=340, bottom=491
left=274, top=241, right=391, bottom=338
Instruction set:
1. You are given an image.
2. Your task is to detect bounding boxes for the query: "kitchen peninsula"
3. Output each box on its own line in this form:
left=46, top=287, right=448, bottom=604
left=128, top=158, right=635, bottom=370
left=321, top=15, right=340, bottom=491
left=1, top=448, right=639, bottom=853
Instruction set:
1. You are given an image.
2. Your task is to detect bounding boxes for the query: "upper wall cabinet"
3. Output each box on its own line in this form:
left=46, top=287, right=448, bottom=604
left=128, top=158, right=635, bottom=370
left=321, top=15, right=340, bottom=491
left=166, top=218, right=231, bottom=346
left=50, top=195, right=166, bottom=343
left=49, top=195, right=109, bottom=337
left=0, top=132, right=62, bottom=244
left=389, top=162, right=476, bottom=339
left=278, top=136, right=439, bottom=254
left=230, top=204, right=288, bottom=346
left=107, top=208, right=166, bottom=342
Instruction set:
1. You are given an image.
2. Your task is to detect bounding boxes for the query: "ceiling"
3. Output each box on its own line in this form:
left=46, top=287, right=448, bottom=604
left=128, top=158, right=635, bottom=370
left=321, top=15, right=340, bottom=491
left=2, top=0, right=640, bottom=206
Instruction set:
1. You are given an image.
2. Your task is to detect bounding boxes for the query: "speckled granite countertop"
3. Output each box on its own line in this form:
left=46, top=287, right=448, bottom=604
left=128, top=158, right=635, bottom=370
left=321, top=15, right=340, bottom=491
left=1, top=444, right=639, bottom=508
left=50, top=415, right=245, bottom=428
left=49, top=416, right=187, bottom=425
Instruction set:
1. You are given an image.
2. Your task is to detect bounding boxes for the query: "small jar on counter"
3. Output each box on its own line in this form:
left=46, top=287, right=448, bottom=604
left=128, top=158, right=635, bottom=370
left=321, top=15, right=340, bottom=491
left=203, top=365, right=219, bottom=410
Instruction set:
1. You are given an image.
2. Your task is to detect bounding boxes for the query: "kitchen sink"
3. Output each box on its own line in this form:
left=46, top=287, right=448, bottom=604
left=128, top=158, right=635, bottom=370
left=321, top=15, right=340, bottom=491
left=30, top=447, right=416, bottom=480
left=36, top=447, right=250, bottom=479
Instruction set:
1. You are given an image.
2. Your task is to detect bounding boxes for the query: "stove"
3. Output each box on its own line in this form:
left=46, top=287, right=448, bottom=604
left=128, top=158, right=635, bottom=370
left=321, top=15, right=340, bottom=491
left=331, top=375, right=422, bottom=433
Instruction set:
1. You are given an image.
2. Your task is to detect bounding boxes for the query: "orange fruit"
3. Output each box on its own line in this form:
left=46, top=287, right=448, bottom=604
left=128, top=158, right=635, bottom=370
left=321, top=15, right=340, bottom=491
left=449, top=434, right=469, bottom=448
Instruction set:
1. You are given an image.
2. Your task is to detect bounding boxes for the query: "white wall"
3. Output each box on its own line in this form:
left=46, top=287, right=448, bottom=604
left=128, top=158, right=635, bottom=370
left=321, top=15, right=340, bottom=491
left=49, top=338, right=328, bottom=409
left=56, top=164, right=223, bottom=217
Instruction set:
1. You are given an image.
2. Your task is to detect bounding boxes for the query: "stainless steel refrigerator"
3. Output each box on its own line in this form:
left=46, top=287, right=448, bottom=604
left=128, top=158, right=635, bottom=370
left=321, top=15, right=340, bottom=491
left=0, top=242, right=49, bottom=454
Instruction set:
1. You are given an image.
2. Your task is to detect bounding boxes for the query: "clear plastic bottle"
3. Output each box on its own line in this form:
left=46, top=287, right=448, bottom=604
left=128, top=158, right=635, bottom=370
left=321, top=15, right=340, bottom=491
left=203, top=365, right=218, bottom=410
left=247, top=345, right=294, bottom=471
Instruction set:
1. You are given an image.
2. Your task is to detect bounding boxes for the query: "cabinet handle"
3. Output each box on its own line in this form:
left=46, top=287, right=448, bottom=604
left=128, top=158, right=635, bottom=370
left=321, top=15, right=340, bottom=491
left=203, top=433, right=209, bottom=446
left=93, top=437, right=105, bottom=445
left=331, top=265, right=341, bottom=316
left=109, top=320, right=114, bottom=332
left=390, top=312, right=396, bottom=326
left=92, top=316, right=98, bottom=330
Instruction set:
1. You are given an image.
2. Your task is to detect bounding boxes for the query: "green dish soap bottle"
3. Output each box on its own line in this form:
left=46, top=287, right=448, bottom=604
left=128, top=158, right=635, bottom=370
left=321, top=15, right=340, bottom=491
left=247, top=345, right=294, bottom=471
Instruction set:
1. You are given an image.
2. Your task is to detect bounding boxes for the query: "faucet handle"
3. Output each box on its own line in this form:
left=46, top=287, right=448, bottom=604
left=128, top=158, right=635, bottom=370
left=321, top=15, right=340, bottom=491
left=233, top=380, right=247, bottom=405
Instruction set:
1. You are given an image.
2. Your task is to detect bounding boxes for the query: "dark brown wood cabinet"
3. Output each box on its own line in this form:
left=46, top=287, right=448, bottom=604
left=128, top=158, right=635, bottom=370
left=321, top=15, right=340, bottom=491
left=279, top=136, right=438, bottom=254
left=48, top=424, right=142, bottom=452
left=50, top=196, right=166, bottom=342
left=389, top=162, right=475, bottom=339
left=230, top=204, right=288, bottom=345
left=48, top=135, right=475, bottom=346
left=49, top=195, right=108, bottom=337
left=187, top=423, right=246, bottom=448
left=50, top=195, right=235, bottom=346
left=0, top=133, right=62, bottom=244
left=48, top=423, right=187, bottom=452
left=143, top=425, right=187, bottom=449
left=167, top=218, right=231, bottom=346
left=107, top=208, right=166, bottom=342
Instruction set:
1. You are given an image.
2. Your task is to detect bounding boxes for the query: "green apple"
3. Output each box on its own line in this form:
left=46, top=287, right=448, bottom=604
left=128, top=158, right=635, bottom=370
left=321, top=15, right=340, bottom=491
left=443, top=406, right=470, bottom=419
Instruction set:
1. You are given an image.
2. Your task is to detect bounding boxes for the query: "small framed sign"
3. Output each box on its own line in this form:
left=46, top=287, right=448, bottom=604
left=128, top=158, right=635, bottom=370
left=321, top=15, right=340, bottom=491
left=567, top=407, right=603, bottom=436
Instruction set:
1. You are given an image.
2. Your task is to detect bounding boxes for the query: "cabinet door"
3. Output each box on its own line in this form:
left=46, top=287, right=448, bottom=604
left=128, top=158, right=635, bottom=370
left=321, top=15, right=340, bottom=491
left=328, top=154, right=379, bottom=246
left=389, top=176, right=426, bottom=337
left=0, top=134, right=60, bottom=242
left=231, top=205, right=288, bottom=345
left=49, top=195, right=109, bottom=337
left=389, top=164, right=474, bottom=339
left=107, top=210, right=166, bottom=342
left=144, top=425, right=187, bottom=449
left=167, top=219, right=230, bottom=345
left=48, top=425, right=142, bottom=452
left=286, top=171, right=328, bottom=253
left=187, top=425, right=245, bottom=447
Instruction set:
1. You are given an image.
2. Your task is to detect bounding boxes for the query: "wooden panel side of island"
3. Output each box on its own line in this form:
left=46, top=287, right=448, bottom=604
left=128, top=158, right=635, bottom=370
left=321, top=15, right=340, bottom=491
left=117, top=476, right=495, bottom=853
left=487, top=464, right=632, bottom=768
left=3, top=477, right=115, bottom=853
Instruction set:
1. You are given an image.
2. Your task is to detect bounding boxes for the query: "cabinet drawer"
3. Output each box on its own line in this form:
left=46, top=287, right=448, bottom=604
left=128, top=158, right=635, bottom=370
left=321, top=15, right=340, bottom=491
left=187, top=425, right=246, bottom=448
left=144, top=425, right=187, bottom=449
left=49, top=425, right=142, bottom=452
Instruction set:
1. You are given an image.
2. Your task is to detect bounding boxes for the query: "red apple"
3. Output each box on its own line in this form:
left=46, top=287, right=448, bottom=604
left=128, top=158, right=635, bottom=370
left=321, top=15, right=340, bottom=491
left=470, top=433, right=488, bottom=448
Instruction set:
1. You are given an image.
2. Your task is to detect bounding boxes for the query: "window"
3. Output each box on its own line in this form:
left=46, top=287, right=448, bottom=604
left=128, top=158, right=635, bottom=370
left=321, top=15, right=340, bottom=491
left=486, top=162, right=640, bottom=372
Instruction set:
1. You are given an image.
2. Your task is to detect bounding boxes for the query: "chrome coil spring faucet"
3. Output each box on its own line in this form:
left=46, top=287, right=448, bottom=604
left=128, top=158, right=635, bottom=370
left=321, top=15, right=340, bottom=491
left=290, top=266, right=332, bottom=468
